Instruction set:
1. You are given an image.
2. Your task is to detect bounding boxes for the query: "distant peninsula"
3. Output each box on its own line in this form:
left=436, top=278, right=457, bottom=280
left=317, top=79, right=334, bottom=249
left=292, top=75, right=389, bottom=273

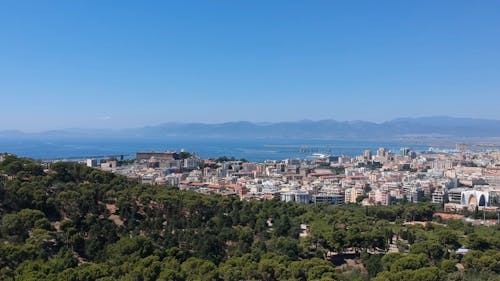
left=2, top=116, right=500, bottom=140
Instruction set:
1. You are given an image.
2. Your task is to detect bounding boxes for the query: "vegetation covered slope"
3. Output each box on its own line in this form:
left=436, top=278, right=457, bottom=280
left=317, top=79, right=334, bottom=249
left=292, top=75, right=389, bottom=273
left=0, top=154, right=499, bottom=281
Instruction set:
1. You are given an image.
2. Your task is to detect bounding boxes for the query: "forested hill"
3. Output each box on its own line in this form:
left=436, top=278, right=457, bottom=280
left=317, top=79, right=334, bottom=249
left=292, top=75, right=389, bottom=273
left=0, top=154, right=499, bottom=281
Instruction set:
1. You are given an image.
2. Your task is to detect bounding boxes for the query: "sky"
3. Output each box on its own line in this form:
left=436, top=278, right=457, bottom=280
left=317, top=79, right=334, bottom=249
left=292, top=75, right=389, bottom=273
left=0, top=0, right=499, bottom=132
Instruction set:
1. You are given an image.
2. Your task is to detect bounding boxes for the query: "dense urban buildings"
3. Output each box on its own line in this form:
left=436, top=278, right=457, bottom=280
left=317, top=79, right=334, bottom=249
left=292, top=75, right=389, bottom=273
left=93, top=147, right=500, bottom=218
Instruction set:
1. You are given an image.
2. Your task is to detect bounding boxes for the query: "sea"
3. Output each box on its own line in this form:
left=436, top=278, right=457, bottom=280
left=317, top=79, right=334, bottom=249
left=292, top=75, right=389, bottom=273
left=0, top=137, right=444, bottom=162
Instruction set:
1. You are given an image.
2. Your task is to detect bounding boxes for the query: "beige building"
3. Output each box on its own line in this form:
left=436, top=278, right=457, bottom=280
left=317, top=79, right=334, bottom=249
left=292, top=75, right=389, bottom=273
left=369, top=189, right=390, bottom=205
left=345, top=187, right=364, bottom=203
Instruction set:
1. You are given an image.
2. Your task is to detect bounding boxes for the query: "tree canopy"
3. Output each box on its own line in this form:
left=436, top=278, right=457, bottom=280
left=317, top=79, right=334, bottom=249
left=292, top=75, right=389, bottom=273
left=0, top=155, right=498, bottom=280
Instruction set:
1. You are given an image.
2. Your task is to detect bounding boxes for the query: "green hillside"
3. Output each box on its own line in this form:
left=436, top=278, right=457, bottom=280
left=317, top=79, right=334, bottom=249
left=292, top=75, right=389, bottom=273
left=0, top=154, right=498, bottom=281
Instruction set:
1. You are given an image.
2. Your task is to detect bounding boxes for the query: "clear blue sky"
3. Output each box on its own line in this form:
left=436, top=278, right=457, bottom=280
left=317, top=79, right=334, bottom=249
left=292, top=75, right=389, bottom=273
left=1, top=0, right=499, bottom=132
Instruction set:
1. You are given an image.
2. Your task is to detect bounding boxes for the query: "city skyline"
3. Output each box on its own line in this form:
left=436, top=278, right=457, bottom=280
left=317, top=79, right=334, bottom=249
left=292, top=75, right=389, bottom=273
left=1, top=1, right=500, bottom=131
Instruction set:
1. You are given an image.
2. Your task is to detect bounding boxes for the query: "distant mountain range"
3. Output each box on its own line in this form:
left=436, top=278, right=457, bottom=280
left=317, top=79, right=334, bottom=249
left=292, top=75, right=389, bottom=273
left=2, top=116, right=500, bottom=140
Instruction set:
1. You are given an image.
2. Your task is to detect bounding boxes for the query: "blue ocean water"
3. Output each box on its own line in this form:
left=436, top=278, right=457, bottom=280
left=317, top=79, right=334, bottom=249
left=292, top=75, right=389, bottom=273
left=0, top=137, right=435, bottom=162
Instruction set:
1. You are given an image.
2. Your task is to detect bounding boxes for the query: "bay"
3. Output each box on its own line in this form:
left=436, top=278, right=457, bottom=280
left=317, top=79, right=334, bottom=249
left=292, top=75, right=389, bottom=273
left=0, top=137, right=436, bottom=162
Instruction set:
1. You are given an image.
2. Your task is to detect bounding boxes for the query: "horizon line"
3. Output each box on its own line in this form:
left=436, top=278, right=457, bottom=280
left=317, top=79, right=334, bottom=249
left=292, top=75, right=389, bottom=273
left=1, top=115, right=500, bottom=134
